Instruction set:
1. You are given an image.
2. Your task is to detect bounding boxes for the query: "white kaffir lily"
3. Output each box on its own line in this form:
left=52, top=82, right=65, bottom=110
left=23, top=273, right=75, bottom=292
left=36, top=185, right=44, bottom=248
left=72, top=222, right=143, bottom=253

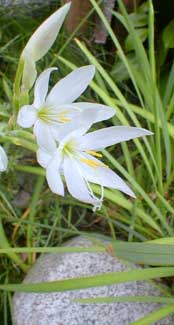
left=17, top=65, right=115, bottom=151
left=36, top=125, right=152, bottom=210
left=21, top=2, right=71, bottom=90
left=0, top=145, right=8, bottom=172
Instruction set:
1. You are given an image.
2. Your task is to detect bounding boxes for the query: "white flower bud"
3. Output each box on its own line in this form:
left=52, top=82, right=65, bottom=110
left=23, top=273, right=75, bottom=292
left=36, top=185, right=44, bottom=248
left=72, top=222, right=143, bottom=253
left=21, top=2, right=71, bottom=90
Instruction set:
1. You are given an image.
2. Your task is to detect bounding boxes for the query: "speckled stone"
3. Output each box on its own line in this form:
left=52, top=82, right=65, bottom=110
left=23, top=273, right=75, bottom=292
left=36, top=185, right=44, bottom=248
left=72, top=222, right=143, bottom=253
left=13, top=236, right=174, bottom=325
left=0, top=0, right=50, bottom=6
left=0, top=0, right=57, bottom=15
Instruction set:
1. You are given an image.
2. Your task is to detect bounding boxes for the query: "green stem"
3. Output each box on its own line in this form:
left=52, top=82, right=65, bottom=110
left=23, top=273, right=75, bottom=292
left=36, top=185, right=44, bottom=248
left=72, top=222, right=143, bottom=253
left=148, top=0, right=163, bottom=193
left=13, top=56, right=24, bottom=96
left=27, top=176, right=45, bottom=264
left=14, top=165, right=45, bottom=176
left=12, top=55, right=29, bottom=128
left=0, top=134, right=37, bottom=152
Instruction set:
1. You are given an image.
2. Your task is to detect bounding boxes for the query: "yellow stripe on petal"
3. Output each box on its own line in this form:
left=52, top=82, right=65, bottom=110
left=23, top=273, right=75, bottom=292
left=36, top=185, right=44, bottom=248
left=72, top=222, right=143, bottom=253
left=59, top=116, right=71, bottom=122
left=57, top=111, right=71, bottom=123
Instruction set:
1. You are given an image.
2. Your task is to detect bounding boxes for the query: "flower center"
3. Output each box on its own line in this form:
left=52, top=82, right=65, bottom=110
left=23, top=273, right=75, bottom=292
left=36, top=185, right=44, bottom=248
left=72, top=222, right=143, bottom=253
left=37, top=107, right=71, bottom=124
left=61, top=139, right=76, bottom=157
left=37, top=106, right=51, bottom=123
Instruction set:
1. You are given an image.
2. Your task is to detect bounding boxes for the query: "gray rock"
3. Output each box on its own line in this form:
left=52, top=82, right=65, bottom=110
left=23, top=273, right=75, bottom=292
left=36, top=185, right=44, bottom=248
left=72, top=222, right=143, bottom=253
left=13, top=236, right=174, bottom=325
left=13, top=189, right=30, bottom=208
left=0, top=0, right=57, bottom=15
left=0, top=0, right=50, bottom=6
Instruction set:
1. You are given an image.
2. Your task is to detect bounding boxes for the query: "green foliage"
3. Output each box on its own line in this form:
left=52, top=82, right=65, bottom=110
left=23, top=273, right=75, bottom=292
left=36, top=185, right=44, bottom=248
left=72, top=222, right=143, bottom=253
left=0, top=1, right=174, bottom=324
left=162, top=20, right=174, bottom=50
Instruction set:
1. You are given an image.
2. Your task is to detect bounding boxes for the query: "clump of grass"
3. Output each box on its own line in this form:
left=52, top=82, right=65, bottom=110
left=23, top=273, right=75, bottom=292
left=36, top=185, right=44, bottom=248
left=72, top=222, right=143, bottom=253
left=1, top=1, right=174, bottom=324
left=0, top=4, right=119, bottom=323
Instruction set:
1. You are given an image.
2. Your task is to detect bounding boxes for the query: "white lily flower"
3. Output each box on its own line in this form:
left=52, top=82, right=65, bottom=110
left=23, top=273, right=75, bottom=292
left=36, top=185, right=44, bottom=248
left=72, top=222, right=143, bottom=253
left=21, top=2, right=71, bottom=90
left=17, top=65, right=115, bottom=151
left=36, top=125, right=152, bottom=210
left=0, top=145, right=8, bottom=172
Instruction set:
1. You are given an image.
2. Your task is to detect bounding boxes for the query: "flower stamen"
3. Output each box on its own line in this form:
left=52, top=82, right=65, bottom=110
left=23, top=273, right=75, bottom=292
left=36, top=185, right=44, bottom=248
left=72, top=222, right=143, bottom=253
left=85, top=150, right=102, bottom=158
left=57, top=110, right=71, bottom=123
left=37, top=107, right=72, bottom=124
left=37, top=106, right=51, bottom=123
left=80, top=158, right=106, bottom=168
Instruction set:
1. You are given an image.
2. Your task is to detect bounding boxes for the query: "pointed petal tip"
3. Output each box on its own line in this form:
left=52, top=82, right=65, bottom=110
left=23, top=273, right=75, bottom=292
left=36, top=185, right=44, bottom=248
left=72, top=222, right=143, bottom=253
left=123, top=183, right=136, bottom=198
left=80, top=64, right=95, bottom=78
left=56, top=2, right=71, bottom=18
left=23, top=1, right=71, bottom=64
left=88, top=64, right=95, bottom=76
left=129, top=191, right=136, bottom=199
left=64, top=1, right=72, bottom=10
left=141, top=128, right=154, bottom=136
left=47, top=64, right=95, bottom=105
left=123, top=187, right=136, bottom=198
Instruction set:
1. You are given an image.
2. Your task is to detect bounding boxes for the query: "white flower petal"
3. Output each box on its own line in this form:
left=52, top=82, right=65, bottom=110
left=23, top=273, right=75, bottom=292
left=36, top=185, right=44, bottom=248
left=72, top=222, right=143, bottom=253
left=63, top=157, right=97, bottom=205
left=46, top=154, right=64, bottom=196
left=71, top=102, right=115, bottom=123
left=58, top=127, right=91, bottom=151
left=79, top=153, right=135, bottom=197
left=47, top=65, right=95, bottom=105
left=17, top=105, right=37, bottom=128
left=34, top=120, right=56, bottom=151
left=53, top=109, right=97, bottom=142
left=36, top=148, right=53, bottom=168
left=0, top=145, right=8, bottom=172
left=34, top=67, right=57, bottom=108
left=79, top=126, right=153, bottom=151
left=23, top=3, right=71, bottom=62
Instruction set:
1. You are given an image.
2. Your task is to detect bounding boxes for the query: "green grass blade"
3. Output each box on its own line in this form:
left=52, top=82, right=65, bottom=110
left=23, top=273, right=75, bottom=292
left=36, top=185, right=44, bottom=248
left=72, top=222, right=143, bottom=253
left=103, top=150, right=171, bottom=235
left=116, top=0, right=150, bottom=82
left=114, top=100, right=174, bottom=139
left=149, top=237, right=174, bottom=244
left=74, top=295, right=174, bottom=304
left=93, top=185, right=163, bottom=235
left=0, top=190, right=17, bottom=219
left=11, top=162, right=163, bottom=235
left=90, top=0, right=145, bottom=107
left=163, top=58, right=174, bottom=106
left=0, top=246, right=105, bottom=254
left=130, top=304, right=174, bottom=325
left=27, top=176, right=45, bottom=259
left=0, top=267, right=174, bottom=292
left=0, top=219, right=28, bottom=272
left=111, top=242, right=174, bottom=265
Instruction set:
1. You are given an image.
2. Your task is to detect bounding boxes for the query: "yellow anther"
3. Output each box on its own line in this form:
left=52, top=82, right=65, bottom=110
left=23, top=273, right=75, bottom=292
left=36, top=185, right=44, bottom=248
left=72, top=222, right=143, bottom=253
left=59, top=116, right=71, bottom=122
left=80, top=158, right=106, bottom=168
left=85, top=150, right=102, bottom=158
